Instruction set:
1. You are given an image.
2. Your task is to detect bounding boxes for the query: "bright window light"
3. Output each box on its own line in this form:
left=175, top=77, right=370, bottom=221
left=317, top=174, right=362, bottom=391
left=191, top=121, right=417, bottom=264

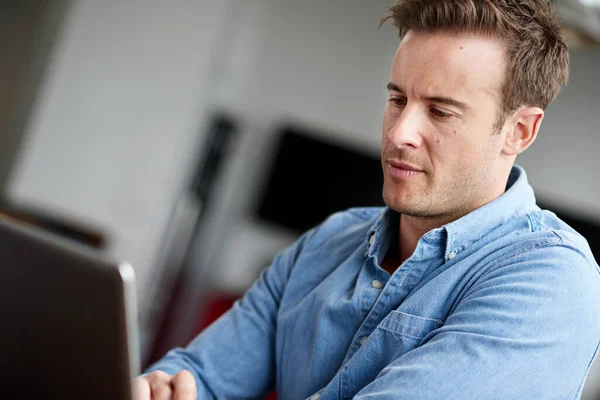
left=579, top=0, right=600, bottom=7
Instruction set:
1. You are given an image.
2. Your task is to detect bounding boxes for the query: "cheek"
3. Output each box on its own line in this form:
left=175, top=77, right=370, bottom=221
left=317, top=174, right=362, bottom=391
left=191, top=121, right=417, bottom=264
left=381, top=128, right=389, bottom=149
left=429, top=128, right=465, bottom=170
left=381, top=113, right=394, bottom=145
left=382, top=109, right=393, bottom=133
left=430, top=127, right=453, bottom=151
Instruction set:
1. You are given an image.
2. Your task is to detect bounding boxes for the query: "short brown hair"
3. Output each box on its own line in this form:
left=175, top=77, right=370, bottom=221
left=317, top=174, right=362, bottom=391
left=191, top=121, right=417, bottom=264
left=380, top=0, right=570, bottom=118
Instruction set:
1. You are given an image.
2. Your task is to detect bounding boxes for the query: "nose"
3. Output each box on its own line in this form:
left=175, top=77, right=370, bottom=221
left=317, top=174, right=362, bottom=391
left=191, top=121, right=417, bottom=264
left=386, top=106, right=423, bottom=149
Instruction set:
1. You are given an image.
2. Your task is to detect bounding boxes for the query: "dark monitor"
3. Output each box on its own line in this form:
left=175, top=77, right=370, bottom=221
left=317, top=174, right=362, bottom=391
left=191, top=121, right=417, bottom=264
left=256, top=126, right=385, bottom=233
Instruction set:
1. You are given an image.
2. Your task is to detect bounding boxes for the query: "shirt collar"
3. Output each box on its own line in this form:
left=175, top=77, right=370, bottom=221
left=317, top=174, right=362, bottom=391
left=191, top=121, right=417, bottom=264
left=367, top=164, right=537, bottom=261
left=442, top=164, right=536, bottom=260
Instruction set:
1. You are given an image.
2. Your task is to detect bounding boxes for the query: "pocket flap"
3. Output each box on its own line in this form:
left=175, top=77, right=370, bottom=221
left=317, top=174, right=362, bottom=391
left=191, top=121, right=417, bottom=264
left=378, top=310, right=443, bottom=340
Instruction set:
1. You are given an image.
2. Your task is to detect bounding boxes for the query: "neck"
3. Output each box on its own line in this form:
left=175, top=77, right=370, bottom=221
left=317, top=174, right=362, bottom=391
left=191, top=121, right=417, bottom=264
left=381, top=213, right=445, bottom=273
left=398, top=214, right=449, bottom=264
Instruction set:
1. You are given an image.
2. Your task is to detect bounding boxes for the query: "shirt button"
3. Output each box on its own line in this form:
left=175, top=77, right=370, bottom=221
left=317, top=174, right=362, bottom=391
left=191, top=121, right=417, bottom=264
left=448, top=251, right=457, bottom=260
left=360, top=336, right=368, bottom=346
left=311, top=394, right=320, bottom=400
left=371, top=279, right=383, bottom=289
left=368, top=233, right=375, bottom=246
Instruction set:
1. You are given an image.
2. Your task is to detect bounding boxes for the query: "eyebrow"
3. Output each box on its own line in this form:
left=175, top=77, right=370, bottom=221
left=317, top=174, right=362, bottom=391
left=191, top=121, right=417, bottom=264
left=386, top=82, right=471, bottom=111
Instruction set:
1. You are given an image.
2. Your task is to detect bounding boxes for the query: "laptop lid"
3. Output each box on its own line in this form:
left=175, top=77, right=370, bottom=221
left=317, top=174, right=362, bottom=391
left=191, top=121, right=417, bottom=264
left=0, top=215, right=140, bottom=399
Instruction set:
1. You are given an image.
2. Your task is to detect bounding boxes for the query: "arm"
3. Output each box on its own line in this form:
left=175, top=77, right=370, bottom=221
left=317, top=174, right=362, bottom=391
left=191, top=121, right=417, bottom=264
left=354, top=245, right=600, bottom=399
left=143, top=229, right=315, bottom=399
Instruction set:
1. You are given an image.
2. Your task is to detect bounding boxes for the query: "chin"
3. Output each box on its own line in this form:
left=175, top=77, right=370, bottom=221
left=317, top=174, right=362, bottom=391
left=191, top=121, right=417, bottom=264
left=382, top=188, right=436, bottom=217
left=383, top=192, right=416, bottom=213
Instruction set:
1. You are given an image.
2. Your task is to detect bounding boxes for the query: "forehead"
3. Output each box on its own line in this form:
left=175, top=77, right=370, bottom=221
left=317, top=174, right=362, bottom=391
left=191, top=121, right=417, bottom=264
left=391, top=31, right=506, bottom=104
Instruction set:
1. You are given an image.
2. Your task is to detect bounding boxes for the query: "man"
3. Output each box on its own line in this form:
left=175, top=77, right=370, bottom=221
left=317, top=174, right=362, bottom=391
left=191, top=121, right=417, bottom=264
left=136, top=0, right=600, bottom=399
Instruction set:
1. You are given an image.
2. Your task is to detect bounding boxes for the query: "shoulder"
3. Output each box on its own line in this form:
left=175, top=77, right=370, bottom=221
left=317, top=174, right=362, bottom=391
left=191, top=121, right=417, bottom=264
left=524, top=208, right=597, bottom=269
left=479, top=208, right=600, bottom=315
left=466, top=207, right=597, bottom=278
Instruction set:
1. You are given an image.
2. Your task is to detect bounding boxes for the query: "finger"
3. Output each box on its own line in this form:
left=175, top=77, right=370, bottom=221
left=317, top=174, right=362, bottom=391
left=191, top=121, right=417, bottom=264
left=145, top=370, right=171, bottom=385
left=152, top=383, right=173, bottom=400
left=172, top=370, right=197, bottom=400
left=146, top=371, right=173, bottom=400
left=133, top=377, right=151, bottom=400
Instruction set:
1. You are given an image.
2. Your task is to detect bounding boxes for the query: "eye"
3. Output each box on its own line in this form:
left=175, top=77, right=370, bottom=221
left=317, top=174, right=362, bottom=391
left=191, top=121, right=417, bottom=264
left=389, top=97, right=407, bottom=107
left=430, top=107, right=452, bottom=119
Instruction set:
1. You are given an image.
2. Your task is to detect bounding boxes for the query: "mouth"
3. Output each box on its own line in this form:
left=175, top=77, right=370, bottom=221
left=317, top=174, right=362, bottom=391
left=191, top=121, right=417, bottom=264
left=386, top=160, right=424, bottom=180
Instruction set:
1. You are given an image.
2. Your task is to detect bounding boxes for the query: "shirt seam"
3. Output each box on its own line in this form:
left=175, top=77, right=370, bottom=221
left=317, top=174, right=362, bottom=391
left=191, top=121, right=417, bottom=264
left=469, top=236, right=579, bottom=292
left=391, top=310, right=444, bottom=325
left=377, top=325, right=424, bottom=340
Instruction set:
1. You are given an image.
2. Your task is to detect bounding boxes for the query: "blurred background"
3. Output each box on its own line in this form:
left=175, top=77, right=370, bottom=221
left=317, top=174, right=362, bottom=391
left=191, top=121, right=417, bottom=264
left=1, top=0, right=599, bottom=397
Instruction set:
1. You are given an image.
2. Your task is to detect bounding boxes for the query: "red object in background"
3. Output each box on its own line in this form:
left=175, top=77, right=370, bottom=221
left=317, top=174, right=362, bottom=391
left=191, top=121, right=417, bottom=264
left=191, top=292, right=239, bottom=334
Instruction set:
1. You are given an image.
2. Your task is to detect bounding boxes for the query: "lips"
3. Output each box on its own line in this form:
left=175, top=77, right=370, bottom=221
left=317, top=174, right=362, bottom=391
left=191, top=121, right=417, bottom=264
left=386, top=160, right=424, bottom=180
left=388, top=160, right=423, bottom=172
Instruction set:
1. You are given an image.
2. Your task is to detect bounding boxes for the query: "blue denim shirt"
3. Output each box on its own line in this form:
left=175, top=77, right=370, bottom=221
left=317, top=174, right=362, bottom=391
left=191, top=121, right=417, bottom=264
left=146, top=165, right=600, bottom=399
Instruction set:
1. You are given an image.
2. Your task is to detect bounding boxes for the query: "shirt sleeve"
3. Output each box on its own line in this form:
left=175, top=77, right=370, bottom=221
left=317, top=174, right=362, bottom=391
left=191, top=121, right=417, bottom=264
left=143, top=228, right=315, bottom=399
left=353, top=244, right=600, bottom=399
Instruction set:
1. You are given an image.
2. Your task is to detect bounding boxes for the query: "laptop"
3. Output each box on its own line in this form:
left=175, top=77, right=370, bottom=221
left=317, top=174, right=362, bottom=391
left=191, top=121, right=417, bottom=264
left=0, top=215, right=140, bottom=399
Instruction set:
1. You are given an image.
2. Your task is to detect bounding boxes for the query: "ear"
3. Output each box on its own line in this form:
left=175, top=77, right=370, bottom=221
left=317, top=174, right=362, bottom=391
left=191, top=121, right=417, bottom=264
left=501, top=106, right=544, bottom=156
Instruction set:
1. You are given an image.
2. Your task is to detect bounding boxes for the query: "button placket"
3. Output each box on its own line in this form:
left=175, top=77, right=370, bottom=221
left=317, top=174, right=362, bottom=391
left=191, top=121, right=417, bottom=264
left=344, top=257, right=413, bottom=365
left=349, top=269, right=405, bottom=359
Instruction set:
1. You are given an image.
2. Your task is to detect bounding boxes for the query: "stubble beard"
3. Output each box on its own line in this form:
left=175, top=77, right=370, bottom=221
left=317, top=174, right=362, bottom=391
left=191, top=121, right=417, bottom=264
left=382, top=174, right=474, bottom=223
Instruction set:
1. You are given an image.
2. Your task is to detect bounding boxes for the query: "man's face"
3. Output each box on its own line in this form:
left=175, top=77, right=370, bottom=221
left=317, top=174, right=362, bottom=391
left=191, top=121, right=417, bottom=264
left=382, top=31, right=508, bottom=221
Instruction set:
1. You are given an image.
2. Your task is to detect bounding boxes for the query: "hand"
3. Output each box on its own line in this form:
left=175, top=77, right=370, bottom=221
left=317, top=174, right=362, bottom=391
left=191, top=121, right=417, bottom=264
left=134, top=370, right=197, bottom=400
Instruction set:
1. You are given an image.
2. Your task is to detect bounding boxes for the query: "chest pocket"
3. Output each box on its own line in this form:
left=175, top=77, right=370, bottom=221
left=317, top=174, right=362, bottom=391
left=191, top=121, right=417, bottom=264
left=340, top=311, right=444, bottom=399
left=377, top=310, right=443, bottom=341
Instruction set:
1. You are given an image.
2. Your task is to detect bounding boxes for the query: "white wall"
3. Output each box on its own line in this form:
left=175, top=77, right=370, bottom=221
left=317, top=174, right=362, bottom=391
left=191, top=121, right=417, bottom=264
left=225, top=0, right=397, bottom=149
left=518, top=49, right=600, bottom=223
left=5, top=0, right=234, bottom=353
